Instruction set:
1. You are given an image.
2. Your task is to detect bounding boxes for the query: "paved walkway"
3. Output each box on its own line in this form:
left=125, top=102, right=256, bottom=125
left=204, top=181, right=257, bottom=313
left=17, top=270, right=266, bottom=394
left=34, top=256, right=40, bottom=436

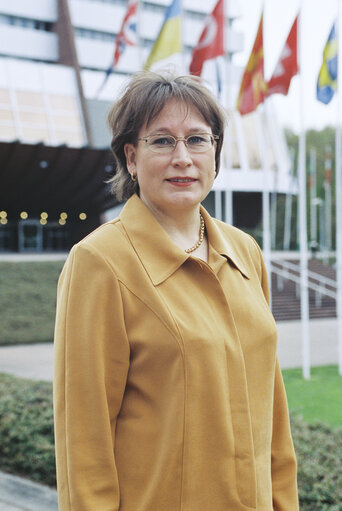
left=0, top=471, right=58, bottom=511
left=0, top=317, right=340, bottom=510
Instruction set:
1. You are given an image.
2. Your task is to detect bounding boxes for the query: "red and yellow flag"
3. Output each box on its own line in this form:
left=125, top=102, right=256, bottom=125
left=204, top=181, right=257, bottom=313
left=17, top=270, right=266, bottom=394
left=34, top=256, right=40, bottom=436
left=236, top=14, right=266, bottom=115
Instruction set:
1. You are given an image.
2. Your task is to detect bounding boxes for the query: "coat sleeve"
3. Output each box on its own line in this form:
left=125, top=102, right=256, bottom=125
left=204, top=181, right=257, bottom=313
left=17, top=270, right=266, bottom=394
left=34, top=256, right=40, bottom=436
left=53, top=243, right=130, bottom=511
left=253, top=240, right=299, bottom=511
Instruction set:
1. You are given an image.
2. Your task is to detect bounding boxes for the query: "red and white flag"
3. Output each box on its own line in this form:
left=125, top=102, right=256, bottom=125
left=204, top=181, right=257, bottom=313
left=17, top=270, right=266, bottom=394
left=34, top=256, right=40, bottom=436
left=113, top=0, right=138, bottom=68
left=189, top=0, right=224, bottom=76
left=266, top=16, right=298, bottom=97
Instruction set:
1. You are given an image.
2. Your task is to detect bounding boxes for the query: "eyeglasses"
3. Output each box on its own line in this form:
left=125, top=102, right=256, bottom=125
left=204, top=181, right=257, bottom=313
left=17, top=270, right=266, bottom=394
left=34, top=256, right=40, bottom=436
left=138, top=133, right=219, bottom=154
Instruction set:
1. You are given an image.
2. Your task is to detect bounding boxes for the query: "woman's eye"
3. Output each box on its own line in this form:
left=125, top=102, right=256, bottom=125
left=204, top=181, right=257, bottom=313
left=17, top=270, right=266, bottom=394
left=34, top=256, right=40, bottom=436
left=188, top=135, right=207, bottom=145
left=151, top=136, right=174, bottom=146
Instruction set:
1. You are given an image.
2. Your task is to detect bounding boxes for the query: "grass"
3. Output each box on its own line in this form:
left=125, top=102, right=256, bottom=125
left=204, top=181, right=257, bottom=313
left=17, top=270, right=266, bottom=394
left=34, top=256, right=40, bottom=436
left=0, top=261, right=64, bottom=345
left=282, top=365, right=342, bottom=429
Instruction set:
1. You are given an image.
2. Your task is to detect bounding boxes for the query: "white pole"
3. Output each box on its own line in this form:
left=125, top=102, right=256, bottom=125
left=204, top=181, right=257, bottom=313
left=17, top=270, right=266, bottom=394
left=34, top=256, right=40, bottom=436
left=271, top=191, right=277, bottom=250
left=309, top=148, right=317, bottom=247
left=224, top=0, right=233, bottom=225
left=336, top=0, right=342, bottom=375
left=255, top=111, right=272, bottom=301
left=215, top=191, right=223, bottom=220
left=284, top=149, right=295, bottom=251
left=324, top=145, right=332, bottom=257
left=298, top=5, right=310, bottom=379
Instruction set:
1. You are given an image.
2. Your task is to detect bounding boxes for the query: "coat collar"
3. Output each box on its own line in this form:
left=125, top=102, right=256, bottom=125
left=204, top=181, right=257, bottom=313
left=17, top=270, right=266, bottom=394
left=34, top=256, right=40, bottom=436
left=119, top=194, right=249, bottom=285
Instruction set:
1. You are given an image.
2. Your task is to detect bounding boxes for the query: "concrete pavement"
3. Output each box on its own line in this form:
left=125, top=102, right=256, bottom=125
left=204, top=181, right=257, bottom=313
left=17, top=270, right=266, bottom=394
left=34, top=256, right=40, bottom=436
left=0, top=317, right=340, bottom=510
left=0, top=471, right=58, bottom=511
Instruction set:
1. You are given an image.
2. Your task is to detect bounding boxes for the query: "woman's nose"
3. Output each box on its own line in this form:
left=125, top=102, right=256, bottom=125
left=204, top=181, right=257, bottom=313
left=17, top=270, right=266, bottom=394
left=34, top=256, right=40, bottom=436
left=171, top=140, right=192, bottom=166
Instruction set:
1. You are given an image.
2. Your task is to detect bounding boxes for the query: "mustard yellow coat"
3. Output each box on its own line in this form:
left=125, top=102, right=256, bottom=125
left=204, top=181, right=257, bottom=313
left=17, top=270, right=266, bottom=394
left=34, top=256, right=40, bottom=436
left=54, top=194, right=299, bottom=511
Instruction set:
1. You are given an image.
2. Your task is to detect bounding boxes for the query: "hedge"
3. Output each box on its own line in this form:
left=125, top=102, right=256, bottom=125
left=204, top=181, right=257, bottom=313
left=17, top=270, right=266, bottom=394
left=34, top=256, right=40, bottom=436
left=0, top=373, right=341, bottom=509
left=0, top=373, right=55, bottom=486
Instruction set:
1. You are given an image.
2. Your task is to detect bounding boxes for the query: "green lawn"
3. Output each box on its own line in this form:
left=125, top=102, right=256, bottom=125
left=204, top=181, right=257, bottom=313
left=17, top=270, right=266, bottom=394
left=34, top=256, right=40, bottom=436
left=0, top=261, right=64, bottom=345
left=283, top=365, right=342, bottom=429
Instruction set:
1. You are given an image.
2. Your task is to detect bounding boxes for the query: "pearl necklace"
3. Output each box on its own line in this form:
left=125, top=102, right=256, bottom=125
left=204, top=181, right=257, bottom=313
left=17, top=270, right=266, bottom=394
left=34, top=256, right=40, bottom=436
left=185, top=214, right=205, bottom=254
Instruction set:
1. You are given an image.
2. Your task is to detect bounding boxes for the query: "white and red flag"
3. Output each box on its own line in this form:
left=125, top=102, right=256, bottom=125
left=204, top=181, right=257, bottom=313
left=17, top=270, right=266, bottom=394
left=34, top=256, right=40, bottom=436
left=266, top=15, right=298, bottom=97
left=96, top=0, right=137, bottom=96
left=189, top=0, right=224, bottom=76
left=113, top=0, right=138, bottom=68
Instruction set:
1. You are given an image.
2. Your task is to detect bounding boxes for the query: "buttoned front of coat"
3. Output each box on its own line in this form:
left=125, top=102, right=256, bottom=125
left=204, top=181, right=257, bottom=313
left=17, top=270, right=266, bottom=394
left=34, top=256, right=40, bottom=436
left=54, top=194, right=299, bottom=511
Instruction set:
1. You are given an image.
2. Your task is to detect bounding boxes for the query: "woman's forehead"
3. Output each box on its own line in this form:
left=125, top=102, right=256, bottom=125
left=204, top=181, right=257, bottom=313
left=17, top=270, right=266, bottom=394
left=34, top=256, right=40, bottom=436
left=144, top=99, right=209, bottom=130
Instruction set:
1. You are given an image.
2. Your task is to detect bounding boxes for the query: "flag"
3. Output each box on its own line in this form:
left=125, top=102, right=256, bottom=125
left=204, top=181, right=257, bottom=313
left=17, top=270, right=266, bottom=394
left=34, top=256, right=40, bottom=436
left=113, top=0, right=138, bottom=68
left=95, top=0, right=137, bottom=97
left=317, top=22, right=337, bottom=104
left=144, top=0, right=181, bottom=70
left=189, top=0, right=224, bottom=76
left=236, top=13, right=266, bottom=115
left=266, top=16, right=298, bottom=97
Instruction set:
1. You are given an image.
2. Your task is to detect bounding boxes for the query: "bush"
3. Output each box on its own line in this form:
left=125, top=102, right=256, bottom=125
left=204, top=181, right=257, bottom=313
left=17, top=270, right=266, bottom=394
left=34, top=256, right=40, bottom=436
left=292, top=414, right=342, bottom=511
left=0, top=373, right=55, bottom=486
left=0, top=373, right=342, bottom=509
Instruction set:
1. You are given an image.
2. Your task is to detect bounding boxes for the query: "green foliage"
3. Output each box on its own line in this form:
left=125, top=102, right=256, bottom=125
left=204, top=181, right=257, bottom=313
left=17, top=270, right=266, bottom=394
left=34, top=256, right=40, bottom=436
left=283, top=365, right=342, bottom=429
left=0, top=373, right=55, bottom=486
left=0, top=261, right=64, bottom=345
left=292, top=415, right=342, bottom=511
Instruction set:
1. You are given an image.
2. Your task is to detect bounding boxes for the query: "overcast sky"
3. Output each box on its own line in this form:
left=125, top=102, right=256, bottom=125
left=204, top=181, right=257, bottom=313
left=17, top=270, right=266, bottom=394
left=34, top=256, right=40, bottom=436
left=233, top=0, right=339, bottom=132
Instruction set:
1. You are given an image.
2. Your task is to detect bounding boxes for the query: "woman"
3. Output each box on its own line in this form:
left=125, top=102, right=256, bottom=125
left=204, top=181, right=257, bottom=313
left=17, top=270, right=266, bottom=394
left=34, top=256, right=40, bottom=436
left=54, top=71, right=299, bottom=511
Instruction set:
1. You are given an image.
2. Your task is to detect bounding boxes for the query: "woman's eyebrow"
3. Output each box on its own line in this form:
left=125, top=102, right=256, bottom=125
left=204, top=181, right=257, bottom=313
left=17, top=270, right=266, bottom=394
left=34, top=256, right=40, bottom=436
left=145, top=126, right=210, bottom=135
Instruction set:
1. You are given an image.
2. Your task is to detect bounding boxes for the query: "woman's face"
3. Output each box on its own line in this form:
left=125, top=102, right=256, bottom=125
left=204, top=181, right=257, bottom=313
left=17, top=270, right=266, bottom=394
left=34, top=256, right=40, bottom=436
left=124, top=99, right=216, bottom=216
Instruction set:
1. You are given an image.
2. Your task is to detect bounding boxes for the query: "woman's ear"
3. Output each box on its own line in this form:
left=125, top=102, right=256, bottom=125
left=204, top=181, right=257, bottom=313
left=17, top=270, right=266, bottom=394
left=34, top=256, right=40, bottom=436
left=124, top=143, right=136, bottom=173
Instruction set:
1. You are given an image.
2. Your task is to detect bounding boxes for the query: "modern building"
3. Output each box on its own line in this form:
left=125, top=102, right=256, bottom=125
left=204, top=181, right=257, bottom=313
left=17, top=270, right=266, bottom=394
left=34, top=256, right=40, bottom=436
left=0, top=0, right=294, bottom=252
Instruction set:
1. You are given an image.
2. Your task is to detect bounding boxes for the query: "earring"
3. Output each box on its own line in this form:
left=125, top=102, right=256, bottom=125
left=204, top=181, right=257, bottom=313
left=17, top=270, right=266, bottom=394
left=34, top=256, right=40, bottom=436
left=130, top=173, right=136, bottom=182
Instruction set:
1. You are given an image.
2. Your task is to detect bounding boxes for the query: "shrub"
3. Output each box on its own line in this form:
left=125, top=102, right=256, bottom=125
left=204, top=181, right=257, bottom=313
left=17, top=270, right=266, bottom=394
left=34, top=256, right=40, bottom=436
left=0, top=373, right=55, bottom=486
left=291, top=414, right=342, bottom=511
left=0, top=373, right=342, bottom=509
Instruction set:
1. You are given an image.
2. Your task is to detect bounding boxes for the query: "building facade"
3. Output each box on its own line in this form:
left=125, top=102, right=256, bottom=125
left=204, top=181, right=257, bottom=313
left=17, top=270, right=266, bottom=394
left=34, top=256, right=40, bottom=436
left=0, top=0, right=294, bottom=252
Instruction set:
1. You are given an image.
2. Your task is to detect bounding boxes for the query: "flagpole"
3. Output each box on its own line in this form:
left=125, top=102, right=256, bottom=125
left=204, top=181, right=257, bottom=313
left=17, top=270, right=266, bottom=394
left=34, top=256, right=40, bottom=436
left=137, top=0, right=143, bottom=67
left=298, top=4, right=310, bottom=379
left=309, top=147, right=317, bottom=249
left=336, top=0, right=342, bottom=375
left=224, top=0, right=233, bottom=224
left=284, top=148, right=295, bottom=250
left=324, top=145, right=332, bottom=261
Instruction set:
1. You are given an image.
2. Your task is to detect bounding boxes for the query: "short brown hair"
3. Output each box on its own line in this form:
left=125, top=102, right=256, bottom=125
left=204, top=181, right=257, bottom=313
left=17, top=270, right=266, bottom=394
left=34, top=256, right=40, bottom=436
left=107, top=71, right=227, bottom=202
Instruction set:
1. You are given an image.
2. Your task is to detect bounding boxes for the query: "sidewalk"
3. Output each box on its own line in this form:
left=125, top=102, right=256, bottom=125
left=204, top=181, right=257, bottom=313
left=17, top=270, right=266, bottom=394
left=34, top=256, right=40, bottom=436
left=0, top=471, right=57, bottom=511
left=0, top=317, right=339, bottom=510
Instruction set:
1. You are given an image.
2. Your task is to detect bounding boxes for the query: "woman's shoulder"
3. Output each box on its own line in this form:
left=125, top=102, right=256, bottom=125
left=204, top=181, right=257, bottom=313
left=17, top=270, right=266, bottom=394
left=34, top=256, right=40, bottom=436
left=68, top=217, right=131, bottom=267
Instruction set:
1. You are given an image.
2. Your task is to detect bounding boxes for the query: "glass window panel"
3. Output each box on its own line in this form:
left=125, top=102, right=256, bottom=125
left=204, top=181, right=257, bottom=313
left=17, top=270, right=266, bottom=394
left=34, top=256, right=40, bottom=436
left=0, top=109, right=14, bottom=122
left=49, top=94, right=77, bottom=111
left=15, top=91, right=44, bottom=108
left=19, top=111, right=48, bottom=124
left=21, top=127, right=50, bottom=143
left=0, top=125, right=17, bottom=139
left=54, top=130, right=83, bottom=146
left=0, top=89, right=11, bottom=105
left=52, top=115, right=81, bottom=129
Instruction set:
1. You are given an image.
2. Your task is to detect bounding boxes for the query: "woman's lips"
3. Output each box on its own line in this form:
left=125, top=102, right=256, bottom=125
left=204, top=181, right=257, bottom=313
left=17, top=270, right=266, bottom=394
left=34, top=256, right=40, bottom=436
left=166, top=177, right=197, bottom=187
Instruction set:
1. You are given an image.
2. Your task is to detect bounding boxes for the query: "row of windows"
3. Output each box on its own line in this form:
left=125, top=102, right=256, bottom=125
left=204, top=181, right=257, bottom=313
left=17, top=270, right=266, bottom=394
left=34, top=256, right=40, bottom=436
left=75, top=28, right=115, bottom=41
left=0, top=14, right=53, bottom=32
left=74, top=0, right=125, bottom=4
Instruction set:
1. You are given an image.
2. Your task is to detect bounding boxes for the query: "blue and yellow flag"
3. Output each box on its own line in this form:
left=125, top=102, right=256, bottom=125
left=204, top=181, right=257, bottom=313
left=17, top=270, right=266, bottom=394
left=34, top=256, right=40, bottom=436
left=144, top=0, right=181, bottom=70
left=317, top=23, right=337, bottom=104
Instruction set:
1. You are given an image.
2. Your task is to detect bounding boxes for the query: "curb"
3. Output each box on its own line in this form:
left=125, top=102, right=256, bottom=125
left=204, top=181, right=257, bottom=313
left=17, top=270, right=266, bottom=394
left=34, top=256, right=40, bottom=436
left=0, top=471, right=58, bottom=511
